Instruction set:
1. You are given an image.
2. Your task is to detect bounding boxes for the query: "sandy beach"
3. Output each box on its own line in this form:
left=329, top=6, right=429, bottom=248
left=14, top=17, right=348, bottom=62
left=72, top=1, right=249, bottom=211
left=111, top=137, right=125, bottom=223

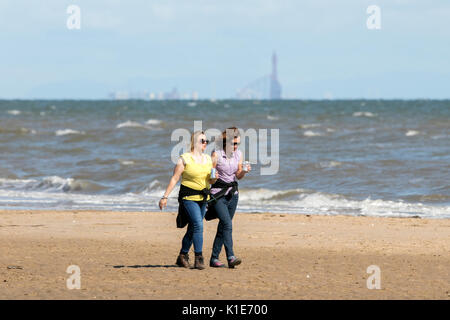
left=0, top=210, right=448, bottom=299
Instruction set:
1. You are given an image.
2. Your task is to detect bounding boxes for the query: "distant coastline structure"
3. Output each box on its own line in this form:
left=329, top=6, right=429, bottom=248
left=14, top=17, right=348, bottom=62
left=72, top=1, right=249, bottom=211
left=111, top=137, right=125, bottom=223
left=236, top=52, right=282, bottom=100
left=269, top=52, right=282, bottom=100
left=109, top=88, right=198, bottom=101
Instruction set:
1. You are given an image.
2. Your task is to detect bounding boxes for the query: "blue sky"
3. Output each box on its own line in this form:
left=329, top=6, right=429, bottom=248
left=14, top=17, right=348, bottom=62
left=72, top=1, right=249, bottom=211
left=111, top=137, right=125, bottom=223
left=1, top=0, right=449, bottom=99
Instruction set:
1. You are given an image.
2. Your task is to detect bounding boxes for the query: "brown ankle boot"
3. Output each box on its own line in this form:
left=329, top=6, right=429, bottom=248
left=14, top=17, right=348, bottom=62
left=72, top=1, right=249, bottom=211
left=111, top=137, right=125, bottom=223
left=176, top=253, right=190, bottom=268
left=194, top=255, right=205, bottom=270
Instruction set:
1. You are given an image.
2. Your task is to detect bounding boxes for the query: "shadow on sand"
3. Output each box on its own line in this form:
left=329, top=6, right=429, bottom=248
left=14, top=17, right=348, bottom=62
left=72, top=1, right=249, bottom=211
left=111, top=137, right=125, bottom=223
left=109, top=264, right=179, bottom=269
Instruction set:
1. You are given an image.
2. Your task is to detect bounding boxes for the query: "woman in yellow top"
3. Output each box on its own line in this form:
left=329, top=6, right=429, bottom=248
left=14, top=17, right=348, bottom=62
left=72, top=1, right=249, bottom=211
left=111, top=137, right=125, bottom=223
left=159, top=130, right=217, bottom=269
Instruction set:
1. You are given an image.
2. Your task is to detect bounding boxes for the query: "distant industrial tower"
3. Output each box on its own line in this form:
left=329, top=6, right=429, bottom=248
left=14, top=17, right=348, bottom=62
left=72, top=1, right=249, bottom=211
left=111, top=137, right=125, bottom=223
left=270, top=52, right=282, bottom=100
left=236, top=51, right=282, bottom=100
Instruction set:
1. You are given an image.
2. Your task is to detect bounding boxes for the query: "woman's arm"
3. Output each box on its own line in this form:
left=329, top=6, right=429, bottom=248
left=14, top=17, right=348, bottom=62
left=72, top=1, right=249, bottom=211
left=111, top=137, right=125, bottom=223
left=159, top=158, right=185, bottom=210
left=209, top=151, right=219, bottom=184
left=235, top=153, right=251, bottom=180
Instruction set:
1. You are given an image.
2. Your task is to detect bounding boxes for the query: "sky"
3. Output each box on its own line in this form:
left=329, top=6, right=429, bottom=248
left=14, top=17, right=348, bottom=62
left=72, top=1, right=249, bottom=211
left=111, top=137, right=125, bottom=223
left=0, top=0, right=449, bottom=99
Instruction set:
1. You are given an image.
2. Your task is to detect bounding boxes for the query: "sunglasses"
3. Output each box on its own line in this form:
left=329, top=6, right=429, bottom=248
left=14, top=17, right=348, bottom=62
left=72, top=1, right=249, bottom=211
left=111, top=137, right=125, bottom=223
left=233, top=142, right=240, bottom=146
left=200, top=139, right=210, bottom=144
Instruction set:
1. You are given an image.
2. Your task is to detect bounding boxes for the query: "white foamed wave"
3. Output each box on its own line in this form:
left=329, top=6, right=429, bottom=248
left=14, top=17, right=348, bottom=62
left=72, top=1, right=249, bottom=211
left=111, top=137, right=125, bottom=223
left=119, top=160, right=135, bottom=166
left=0, top=189, right=161, bottom=212
left=236, top=190, right=450, bottom=218
left=187, top=102, right=197, bottom=107
left=318, top=161, right=342, bottom=168
left=117, top=120, right=161, bottom=130
left=20, top=128, right=37, bottom=134
left=353, top=111, right=376, bottom=117
left=0, top=176, right=106, bottom=193
left=145, top=119, right=162, bottom=126
left=267, top=115, right=279, bottom=121
left=7, top=110, right=21, bottom=115
left=55, top=129, right=85, bottom=136
left=405, top=130, right=420, bottom=137
left=116, top=121, right=146, bottom=129
left=298, top=123, right=320, bottom=129
left=0, top=183, right=448, bottom=218
left=303, top=130, right=323, bottom=137
left=238, top=188, right=307, bottom=201
left=140, top=179, right=179, bottom=198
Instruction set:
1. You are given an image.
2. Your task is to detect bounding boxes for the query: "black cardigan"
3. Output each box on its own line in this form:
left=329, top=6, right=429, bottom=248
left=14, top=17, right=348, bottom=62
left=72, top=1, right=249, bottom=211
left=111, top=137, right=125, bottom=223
left=176, top=184, right=210, bottom=228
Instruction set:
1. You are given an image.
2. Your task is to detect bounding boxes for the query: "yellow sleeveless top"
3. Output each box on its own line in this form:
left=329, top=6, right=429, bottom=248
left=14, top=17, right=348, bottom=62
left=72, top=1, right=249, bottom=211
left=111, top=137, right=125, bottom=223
left=180, top=152, right=212, bottom=201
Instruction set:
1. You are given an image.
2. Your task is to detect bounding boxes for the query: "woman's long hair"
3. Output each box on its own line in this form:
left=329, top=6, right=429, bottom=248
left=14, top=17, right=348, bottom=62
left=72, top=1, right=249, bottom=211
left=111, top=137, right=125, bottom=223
left=190, top=130, right=205, bottom=152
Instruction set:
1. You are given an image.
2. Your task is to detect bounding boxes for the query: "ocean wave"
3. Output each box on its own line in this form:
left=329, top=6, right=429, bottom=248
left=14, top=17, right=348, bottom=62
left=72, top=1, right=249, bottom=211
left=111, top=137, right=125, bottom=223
left=353, top=111, right=377, bottom=117
left=0, top=127, right=36, bottom=135
left=405, top=130, right=420, bottom=136
left=145, top=119, right=162, bottom=126
left=318, top=161, right=342, bottom=168
left=298, top=123, right=321, bottom=129
left=303, top=130, right=323, bottom=137
left=238, top=188, right=307, bottom=201
left=267, top=115, right=279, bottom=121
left=0, top=176, right=107, bottom=193
left=7, top=110, right=21, bottom=115
left=21, top=128, right=37, bottom=135
left=116, top=120, right=161, bottom=130
left=55, top=129, right=85, bottom=136
left=0, top=184, right=448, bottom=218
left=119, top=160, right=135, bottom=166
left=236, top=191, right=450, bottom=218
left=402, top=194, right=450, bottom=203
left=116, top=121, right=146, bottom=129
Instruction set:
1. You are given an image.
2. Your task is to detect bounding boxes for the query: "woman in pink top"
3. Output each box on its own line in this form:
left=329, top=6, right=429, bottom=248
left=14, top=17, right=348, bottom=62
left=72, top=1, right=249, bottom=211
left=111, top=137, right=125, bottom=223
left=209, top=127, right=251, bottom=268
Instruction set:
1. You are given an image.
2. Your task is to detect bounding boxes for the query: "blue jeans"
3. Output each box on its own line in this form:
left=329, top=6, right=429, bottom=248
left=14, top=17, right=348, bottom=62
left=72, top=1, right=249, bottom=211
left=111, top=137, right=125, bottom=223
left=211, top=193, right=239, bottom=261
left=180, top=200, right=206, bottom=254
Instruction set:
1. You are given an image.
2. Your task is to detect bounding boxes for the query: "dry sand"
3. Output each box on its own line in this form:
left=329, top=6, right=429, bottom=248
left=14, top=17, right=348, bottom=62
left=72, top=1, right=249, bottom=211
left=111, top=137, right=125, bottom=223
left=0, top=210, right=448, bottom=299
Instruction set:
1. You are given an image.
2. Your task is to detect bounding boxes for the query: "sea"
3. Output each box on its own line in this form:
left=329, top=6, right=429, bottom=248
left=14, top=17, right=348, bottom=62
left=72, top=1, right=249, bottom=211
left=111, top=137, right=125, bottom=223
left=0, top=99, right=449, bottom=218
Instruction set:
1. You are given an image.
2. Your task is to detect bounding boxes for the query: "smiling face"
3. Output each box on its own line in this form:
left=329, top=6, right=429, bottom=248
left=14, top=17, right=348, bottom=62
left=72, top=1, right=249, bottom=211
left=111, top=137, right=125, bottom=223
left=230, top=136, right=241, bottom=152
left=197, top=133, right=208, bottom=152
left=222, top=127, right=240, bottom=153
left=191, top=131, right=208, bottom=153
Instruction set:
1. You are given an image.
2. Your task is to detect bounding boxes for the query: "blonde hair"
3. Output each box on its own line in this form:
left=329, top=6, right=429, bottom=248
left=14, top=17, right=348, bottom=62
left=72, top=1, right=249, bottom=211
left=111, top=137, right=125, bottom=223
left=190, top=130, right=205, bottom=152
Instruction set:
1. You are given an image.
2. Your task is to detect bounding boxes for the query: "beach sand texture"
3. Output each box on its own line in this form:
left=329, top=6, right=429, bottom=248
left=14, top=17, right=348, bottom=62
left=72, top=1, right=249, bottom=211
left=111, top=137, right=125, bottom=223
left=0, top=210, right=449, bottom=299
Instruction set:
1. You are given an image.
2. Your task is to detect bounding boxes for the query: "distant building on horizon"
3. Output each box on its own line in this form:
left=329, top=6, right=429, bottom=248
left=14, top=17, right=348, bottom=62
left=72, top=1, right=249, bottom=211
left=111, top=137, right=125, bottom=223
left=109, top=87, right=198, bottom=100
left=269, top=52, right=282, bottom=100
left=236, top=51, right=282, bottom=100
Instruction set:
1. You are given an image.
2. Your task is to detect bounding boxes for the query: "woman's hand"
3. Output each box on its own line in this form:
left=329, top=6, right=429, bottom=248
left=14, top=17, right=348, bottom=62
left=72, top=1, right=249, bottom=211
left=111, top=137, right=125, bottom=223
left=158, top=158, right=184, bottom=211
left=236, top=161, right=251, bottom=180
left=159, top=198, right=167, bottom=210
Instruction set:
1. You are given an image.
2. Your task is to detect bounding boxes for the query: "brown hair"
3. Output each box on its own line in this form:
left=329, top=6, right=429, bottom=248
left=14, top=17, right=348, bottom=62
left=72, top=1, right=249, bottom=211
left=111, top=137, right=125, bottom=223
left=221, top=127, right=240, bottom=149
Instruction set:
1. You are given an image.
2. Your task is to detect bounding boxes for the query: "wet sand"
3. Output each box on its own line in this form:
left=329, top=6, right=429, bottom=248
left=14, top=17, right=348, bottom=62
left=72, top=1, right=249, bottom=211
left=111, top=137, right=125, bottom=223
left=0, top=210, right=449, bottom=299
